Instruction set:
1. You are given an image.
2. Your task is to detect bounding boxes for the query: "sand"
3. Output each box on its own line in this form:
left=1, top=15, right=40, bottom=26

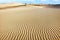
left=0, top=2, right=25, bottom=8
left=0, top=6, right=60, bottom=40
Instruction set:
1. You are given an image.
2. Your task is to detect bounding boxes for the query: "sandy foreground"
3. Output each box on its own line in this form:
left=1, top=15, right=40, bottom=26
left=0, top=6, right=60, bottom=40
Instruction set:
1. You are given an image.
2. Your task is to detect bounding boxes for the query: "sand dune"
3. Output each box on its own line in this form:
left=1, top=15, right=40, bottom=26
left=0, top=2, right=25, bottom=9
left=0, top=6, right=60, bottom=40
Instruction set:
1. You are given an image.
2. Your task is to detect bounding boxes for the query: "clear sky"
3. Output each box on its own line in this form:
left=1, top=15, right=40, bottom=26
left=0, top=0, right=60, bottom=4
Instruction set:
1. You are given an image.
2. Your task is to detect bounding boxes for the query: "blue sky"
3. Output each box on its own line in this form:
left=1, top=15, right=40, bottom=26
left=0, top=0, right=60, bottom=4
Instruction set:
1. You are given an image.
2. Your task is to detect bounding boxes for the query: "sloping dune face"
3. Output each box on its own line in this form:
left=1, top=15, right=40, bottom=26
left=0, top=2, right=25, bottom=8
left=0, top=6, right=60, bottom=40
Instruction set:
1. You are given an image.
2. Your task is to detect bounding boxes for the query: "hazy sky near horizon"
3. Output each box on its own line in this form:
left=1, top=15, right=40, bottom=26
left=0, top=0, right=60, bottom=4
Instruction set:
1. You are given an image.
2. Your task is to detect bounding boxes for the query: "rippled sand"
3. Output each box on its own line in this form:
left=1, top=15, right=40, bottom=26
left=0, top=6, right=60, bottom=40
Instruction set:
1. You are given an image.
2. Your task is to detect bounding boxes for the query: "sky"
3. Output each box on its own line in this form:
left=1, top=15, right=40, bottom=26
left=0, top=0, right=60, bottom=4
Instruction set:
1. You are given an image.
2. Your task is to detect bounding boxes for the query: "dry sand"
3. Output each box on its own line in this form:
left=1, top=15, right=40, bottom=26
left=0, top=6, right=60, bottom=40
left=0, top=2, right=25, bottom=9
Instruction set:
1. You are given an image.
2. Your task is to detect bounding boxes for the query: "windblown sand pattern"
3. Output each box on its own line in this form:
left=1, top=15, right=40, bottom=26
left=0, top=6, right=60, bottom=40
left=0, top=24, right=60, bottom=40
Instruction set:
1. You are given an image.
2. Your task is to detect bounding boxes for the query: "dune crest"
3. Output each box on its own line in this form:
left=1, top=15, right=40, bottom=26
left=0, top=2, right=25, bottom=8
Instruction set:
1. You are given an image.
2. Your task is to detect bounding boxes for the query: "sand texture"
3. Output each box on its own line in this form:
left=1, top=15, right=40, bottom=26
left=0, top=6, right=60, bottom=40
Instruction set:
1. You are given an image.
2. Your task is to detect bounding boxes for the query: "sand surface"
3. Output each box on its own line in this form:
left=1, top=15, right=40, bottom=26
left=0, top=3, right=25, bottom=8
left=0, top=6, right=60, bottom=40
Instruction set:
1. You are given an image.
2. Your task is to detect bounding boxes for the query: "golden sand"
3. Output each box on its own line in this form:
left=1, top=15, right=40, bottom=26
left=0, top=3, right=25, bottom=9
left=0, top=6, right=60, bottom=40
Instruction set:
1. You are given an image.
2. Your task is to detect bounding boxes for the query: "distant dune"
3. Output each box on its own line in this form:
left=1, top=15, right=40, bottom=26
left=0, top=2, right=25, bottom=9
left=0, top=3, right=60, bottom=10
